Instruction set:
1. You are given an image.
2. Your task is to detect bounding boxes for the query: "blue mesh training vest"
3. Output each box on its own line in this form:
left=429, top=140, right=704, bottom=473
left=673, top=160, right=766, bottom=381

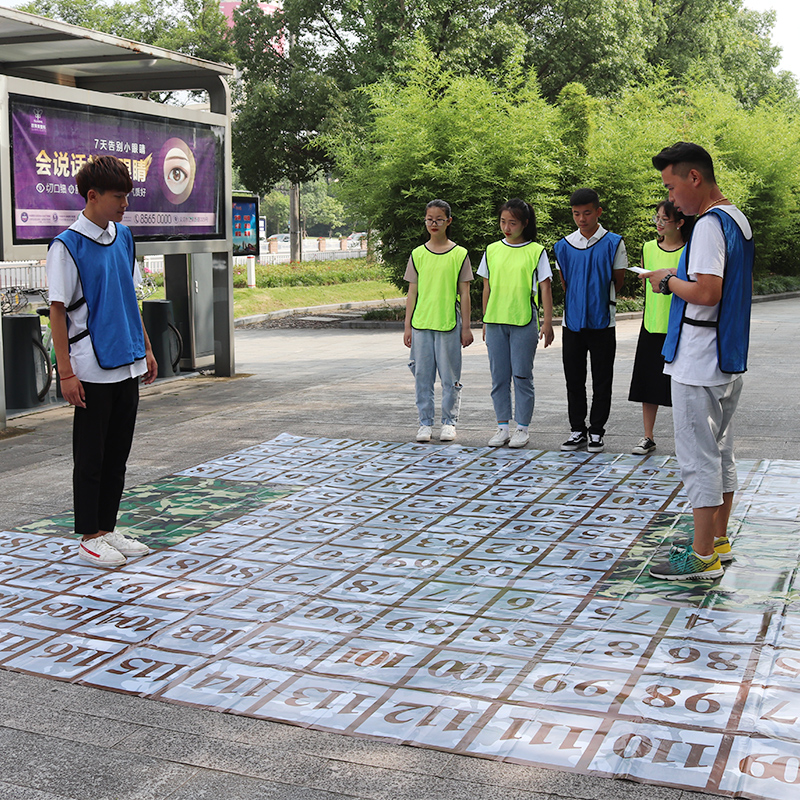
left=51, top=224, right=146, bottom=369
left=662, top=208, right=754, bottom=374
left=554, top=232, right=621, bottom=331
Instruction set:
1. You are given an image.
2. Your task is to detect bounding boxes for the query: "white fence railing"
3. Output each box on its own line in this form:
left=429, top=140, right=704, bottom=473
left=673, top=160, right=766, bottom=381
left=3, top=245, right=370, bottom=293
left=0, top=262, right=48, bottom=290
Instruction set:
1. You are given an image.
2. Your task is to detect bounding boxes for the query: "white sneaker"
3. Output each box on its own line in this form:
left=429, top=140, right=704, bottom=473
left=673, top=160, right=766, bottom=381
left=416, top=425, right=432, bottom=442
left=79, top=537, right=126, bottom=567
left=440, top=424, right=456, bottom=442
left=508, top=428, right=530, bottom=448
left=488, top=427, right=511, bottom=447
left=587, top=434, right=605, bottom=453
left=103, top=530, right=150, bottom=557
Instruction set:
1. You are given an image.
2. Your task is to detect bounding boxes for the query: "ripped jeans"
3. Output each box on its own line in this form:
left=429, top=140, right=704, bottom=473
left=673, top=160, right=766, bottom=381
left=408, top=320, right=463, bottom=426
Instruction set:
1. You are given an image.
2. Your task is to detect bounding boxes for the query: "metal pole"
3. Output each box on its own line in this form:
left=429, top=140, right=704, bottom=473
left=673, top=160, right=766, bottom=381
left=0, top=315, right=7, bottom=429
left=290, top=182, right=301, bottom=262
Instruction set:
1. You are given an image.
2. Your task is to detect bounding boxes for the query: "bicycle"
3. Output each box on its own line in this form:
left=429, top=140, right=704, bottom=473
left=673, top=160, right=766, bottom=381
left=0, top=286, right=30, bottom=314
left=136, top=269, right=158, bottom=301
left=32, top=294, right=55, bottom=402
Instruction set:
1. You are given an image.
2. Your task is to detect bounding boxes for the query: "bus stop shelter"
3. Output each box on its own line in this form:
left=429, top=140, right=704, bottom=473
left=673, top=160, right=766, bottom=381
left=0, top=8, right=235, bottom=429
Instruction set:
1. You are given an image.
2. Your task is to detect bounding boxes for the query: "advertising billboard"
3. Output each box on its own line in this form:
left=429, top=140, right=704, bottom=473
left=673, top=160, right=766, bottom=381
left=231, top=195, right=259, bottom=256
left=9, top=93, right=225, bottom=244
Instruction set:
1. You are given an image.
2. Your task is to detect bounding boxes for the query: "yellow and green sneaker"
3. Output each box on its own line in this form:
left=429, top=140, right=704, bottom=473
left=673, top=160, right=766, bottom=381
left=714, top=535, right=733, bottom=564
left=649, top=544, right=724, bottom=581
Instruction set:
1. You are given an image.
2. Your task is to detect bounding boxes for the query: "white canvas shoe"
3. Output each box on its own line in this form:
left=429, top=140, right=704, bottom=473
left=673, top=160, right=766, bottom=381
left=78, top=537, right=126, bottom=567
left=439, top=425, right=456, bottom=442
left=488, top=427, right=511, bottom=447
left=508, top=429, right=530, bottom=448
left=103, top=530, right=150, bottom=557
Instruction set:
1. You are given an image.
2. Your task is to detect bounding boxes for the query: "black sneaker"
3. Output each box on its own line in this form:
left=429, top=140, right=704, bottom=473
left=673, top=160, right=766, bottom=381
left=587, top=434, right=605, bottom=453
left=632, top=437, right=656, bottom=455
left=561, top=431, right=588, bottom=451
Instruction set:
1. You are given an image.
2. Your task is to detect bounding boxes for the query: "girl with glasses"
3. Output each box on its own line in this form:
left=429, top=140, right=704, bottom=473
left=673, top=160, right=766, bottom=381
left=404, top=199, right=474, bottom=443
left=628, top=199, right=694, bottom=455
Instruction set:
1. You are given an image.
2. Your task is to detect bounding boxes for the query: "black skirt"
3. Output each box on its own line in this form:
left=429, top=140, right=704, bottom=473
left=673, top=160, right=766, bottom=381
left=628, top=326, right=672, bottom=407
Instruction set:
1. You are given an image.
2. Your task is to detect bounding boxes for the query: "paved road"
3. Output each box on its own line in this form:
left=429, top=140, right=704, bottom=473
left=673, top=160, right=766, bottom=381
left=0, top=297, right=796, bottom=800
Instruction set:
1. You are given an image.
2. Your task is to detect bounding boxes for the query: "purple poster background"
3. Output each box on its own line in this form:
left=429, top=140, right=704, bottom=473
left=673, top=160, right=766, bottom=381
left=10, top=94, right=225, bottom=242
left=232, top=197, right=259, bottom=256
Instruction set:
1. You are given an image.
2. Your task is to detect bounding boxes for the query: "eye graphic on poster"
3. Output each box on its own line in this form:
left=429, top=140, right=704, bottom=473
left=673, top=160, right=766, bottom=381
left=161, top=138, right=196, bottom=204
left=8, top=93, right=224, bottom=247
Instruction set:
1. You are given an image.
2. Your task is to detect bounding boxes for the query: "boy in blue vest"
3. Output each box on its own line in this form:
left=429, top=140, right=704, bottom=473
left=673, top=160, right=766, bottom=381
left=47, top=155, right=158, bottom=567
left=554, top=188, right=627, bottom=453
left=646, top=142, right=753, bottom=580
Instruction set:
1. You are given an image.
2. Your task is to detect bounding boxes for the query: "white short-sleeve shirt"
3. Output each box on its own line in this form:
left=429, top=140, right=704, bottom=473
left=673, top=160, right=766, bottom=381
left=47, top=212, right=146, bottom=383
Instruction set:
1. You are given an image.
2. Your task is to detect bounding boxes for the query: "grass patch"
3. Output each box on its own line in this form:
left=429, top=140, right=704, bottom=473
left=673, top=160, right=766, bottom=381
left=232, top=258, right=388, bottom=288
left=142, top=281, right=400, bottom=318
left=233, top=281, right=401, bottom=318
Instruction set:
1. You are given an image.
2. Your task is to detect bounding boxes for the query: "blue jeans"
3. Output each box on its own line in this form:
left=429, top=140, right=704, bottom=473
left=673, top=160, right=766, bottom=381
left=408, top=320, right=463, bottom=426
left=485, top=319, right=538, bottom=426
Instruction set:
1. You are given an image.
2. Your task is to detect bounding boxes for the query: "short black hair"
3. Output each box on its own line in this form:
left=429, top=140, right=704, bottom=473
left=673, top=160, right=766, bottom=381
left=569, top=188, right=600, bottom=208
left=652, top=141, right=716, bottom=183
left=75, top=155, right=133, bottom=199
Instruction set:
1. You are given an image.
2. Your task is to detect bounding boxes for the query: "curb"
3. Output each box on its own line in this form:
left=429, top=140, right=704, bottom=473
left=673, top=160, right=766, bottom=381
left=234, top=291, right=797, bottom=328
left=234, top=298, right=404, bottom=328
left=752, top=290, right=800, bottom=304
left=340, top=310, right=646, bottom=330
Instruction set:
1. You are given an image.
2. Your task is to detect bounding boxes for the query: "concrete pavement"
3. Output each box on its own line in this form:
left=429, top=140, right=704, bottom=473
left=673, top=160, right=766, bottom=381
left=0, top=297, right=796, bottom=800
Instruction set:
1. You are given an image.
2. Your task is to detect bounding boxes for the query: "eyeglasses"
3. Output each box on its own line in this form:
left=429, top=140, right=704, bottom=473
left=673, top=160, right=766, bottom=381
left=424, top=218, right=448, bottom=226
left=653, top=215, right=675, bottom=225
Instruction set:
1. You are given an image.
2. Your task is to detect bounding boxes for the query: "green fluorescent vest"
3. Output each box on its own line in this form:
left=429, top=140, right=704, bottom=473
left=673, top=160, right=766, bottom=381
left=410, top=244, right=468, bottom=331
left=642, top=240, right=683, bottom=334
left=483, top=240, right=544, bottom=326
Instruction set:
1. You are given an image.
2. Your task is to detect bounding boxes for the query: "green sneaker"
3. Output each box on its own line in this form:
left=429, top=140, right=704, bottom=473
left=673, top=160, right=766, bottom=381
left=714, top=535, right=733, bottom=564
left=649, top=544, right=724, bottom=581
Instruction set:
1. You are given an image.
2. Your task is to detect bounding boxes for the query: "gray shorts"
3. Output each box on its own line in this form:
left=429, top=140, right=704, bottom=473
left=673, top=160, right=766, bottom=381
left=671, top=377, right=743, bottom=509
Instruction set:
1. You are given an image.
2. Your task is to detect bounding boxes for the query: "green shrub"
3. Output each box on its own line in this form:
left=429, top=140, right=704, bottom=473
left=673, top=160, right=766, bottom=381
left=363, top=306, right=405, bottom=321
left=328, top=38, right=564, bottom=312
left=585, top=79, right=800, bottom=279
left=330, top=54, right=800, bottom=292
left=753, top=274, right=800, bottom=295
left=232, top=257, right=387, bottom=289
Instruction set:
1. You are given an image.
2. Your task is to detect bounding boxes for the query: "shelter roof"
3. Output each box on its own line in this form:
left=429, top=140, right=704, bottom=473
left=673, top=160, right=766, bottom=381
left=0, top=7, right=233, bottom=95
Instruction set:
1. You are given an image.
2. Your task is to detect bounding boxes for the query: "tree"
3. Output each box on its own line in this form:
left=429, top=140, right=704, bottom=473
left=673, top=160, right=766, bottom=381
left=518, top=0, right=655, bottom=100
left=583, top=78, right=800, bottom=279
left=20, top=0, right=235, bottom=65
left=230, top=0, right=341, bottom=192
left=300, top=177, right=346, bottom=236
left=261, top=189, right=290, bottom=235
left=229, top=0, right=528, bottom=195
left=516, top=0, right=795, bottom=106
left=328, top=39, right=565, bottom=296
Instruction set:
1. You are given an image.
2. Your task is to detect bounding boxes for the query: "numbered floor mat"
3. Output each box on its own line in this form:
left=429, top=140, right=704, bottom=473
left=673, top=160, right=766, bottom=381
left=2, top=433, right=800, bottom=799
